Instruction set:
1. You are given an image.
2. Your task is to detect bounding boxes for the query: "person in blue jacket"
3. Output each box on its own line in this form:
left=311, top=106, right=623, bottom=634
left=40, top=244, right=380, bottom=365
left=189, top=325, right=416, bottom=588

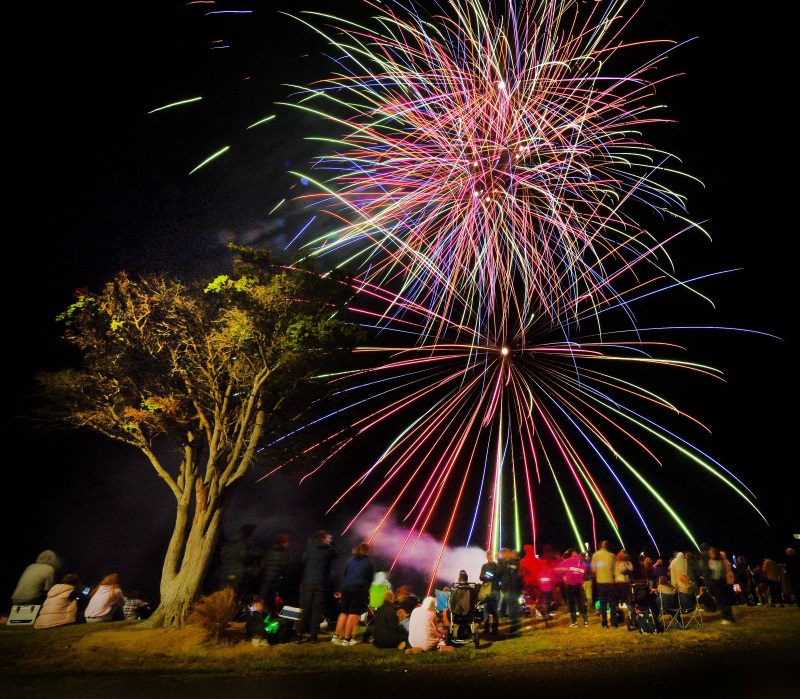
left=332, top=541, right=376, bottom=645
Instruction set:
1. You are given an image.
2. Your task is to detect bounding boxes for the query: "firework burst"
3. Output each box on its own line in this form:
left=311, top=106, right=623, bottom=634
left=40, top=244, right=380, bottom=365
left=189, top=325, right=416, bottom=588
left=258, top=0, right=776, bottom=583
left=284, top=0, right=704, bottom=340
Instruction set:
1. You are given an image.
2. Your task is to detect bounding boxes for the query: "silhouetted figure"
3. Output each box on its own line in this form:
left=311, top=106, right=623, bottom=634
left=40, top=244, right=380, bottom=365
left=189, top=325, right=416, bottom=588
left=259, top=534, right=291, bottom=607
left=218, top=523, right=265, bottom=596
left=294, top=530, right=337, bottom=644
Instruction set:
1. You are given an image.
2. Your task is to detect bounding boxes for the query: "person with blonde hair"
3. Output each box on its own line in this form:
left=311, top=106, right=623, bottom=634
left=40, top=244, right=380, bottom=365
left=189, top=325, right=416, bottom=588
left=676, top=572, right=696, bottom=595
left=84, top=573, right=125, bottom=623
left=406, top=595, right=453, bottom=652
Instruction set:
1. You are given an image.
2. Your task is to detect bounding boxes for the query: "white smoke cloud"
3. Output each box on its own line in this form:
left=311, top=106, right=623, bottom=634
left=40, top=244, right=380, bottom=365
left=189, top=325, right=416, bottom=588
left=350, top=504, right=487, bottom=587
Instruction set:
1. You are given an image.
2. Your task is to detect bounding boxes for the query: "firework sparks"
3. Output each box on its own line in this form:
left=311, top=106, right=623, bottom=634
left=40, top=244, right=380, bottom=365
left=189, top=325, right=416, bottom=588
left=284, top=0, right=705, bottom=341
left=249, top=0, right=778, bottom=588
left=260, top=267, right=773, bottom=586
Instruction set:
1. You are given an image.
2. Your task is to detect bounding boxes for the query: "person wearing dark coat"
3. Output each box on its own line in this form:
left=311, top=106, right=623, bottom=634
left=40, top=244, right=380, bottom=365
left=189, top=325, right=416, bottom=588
left=259, top=534, right=291, bottom=606
left=218, top=523, right=265, bottom=596
left=784, top=548, right=800, bottom=608
left=294, top=530, right=337, bottom=643
left=497, top=547, right=523, bottom=635
left=370, top=589, right=409, bottom=649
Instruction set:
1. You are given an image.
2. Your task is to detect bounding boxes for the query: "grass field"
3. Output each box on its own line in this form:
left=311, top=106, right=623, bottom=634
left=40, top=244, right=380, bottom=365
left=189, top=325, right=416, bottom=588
left=1, top=603, right=798, bottom=698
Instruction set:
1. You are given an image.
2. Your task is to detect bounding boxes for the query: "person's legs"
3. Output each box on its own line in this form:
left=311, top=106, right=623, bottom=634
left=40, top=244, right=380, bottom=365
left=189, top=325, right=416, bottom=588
left=767, top=580, right=781, bottom=606
left=544, top=591, right=553, bottom=624
left=566, top=586, right=578, bottom=623
left=577, top=586, right=589, bottom=624
left=596, top=584, right=605, bottom=626
left=507, top=594, right=521, bottom=634
left=334, top=587, right=354, bottom=639
left=710, top=580, right=734, bottom=622
left=334, top=612, right=347, bottom=638
left=482, top=595, right=490, bottom=628
left=598, top=583, right=612, bottom=627
left=609, top=585, right=620, bottom=627
left=307, top=585, right=324, bottom=640
left=583, top=580, right=593, bottom=611
left=295, top=584, right=312, bottom=636
left=343, top=613, right=360, bottom=641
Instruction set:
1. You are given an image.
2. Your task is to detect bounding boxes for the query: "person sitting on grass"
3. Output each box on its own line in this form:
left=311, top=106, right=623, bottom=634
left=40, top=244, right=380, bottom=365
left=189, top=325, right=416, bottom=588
left=34, top=573, right=89, bottom=629
left=370, top=589, right=409, bottom=649
left=406, top=596, right=454, bottom=653
left=84, top=573, right=126, bottom=623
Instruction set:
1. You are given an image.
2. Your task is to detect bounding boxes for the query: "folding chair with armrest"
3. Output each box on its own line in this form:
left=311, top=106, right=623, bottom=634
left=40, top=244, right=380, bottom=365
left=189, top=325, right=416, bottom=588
left=677, top=591, right=704, bottom=628
left=657, top=590, right=682, bottom=630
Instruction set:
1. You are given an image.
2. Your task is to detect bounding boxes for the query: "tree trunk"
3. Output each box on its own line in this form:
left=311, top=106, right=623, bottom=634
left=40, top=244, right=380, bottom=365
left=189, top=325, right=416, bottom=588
left=144, top=500, right=224, bottom=629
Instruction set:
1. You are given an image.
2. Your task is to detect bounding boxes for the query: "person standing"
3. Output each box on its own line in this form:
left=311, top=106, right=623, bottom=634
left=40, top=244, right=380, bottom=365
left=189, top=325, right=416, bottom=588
left=519, top=544, right=544, bottom=607
left=592, top=540, right=618, bottom=628
left=559, top=548, right=590, bottom=627
left=479, top=550, right=500, bottom=634
left=615, top=550, right=634, bottom=619
left=294, top=530, right=337, bottom=644
left=497, top=547, right=523, bottom=636
left=720, top=551, right=736, bottom=605
left=537, top=556, right=557, bottom=627
left=698, top=543, right=711, bottom=587
left=685, top=551, right=702, bottom=591
left=581, top=548, right=594, bottom=613
left=733, top=555, right=754, bottom=606
left=762, top=554, right=783, bottom=607
left=218, top=523, right=265, bottom=597
left=11, top=550, right=60, bottom=606
left=784, top=548, right=800, bottom=607
left=259, top=534, right=291, bottom=608
left=669, top=552, right=688, bottom=587
left=333, top=541, right=375, bottom=646
left=707, top=547, right=735, bottom=624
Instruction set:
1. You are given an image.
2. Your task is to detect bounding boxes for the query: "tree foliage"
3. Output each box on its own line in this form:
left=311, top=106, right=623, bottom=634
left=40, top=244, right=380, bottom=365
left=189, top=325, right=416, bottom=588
left=33, top=245, right=364, bottom=628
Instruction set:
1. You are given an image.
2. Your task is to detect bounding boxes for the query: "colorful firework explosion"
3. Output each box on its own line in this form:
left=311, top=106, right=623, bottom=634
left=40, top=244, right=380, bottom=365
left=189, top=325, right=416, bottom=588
left=256, top=0, right=774, bottom=580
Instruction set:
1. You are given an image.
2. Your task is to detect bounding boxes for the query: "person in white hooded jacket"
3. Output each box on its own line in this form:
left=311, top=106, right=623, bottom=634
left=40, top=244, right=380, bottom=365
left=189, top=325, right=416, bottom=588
left=669, top=552, right=688, bottom=587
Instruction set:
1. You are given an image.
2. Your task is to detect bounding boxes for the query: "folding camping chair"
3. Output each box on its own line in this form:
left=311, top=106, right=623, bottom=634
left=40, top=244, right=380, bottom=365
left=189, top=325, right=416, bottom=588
left=677, top=590, right=704, bottom=628
left=657, top=589, right=682, bottom=630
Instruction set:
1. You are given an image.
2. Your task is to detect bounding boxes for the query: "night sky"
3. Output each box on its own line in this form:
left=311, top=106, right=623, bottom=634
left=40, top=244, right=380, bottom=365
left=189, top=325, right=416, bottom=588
left=4, top=1, right=794, bottom=608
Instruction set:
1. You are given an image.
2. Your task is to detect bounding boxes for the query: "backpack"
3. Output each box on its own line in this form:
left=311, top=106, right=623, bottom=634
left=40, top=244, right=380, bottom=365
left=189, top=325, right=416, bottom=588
left=636, top=609, right=657, bottom=634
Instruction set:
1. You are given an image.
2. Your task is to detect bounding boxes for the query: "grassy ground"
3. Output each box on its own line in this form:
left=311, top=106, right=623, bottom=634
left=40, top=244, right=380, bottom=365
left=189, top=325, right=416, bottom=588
left=1, top=604, right=798, bottom=698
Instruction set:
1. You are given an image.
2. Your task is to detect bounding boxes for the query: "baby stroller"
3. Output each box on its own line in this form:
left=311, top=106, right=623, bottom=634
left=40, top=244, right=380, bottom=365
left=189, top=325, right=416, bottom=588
left=626, top=580, right=658, bottom=634
left=444, top=581, right=481, bottom=648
